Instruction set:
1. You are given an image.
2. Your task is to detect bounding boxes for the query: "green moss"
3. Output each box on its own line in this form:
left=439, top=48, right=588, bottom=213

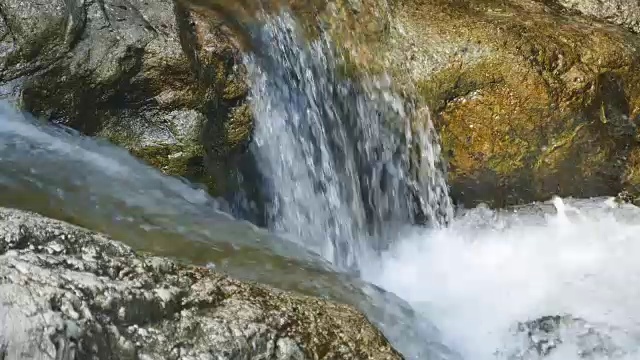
left=101, top=127, right=140, bottom=149
left=131, top=144, right=219, bottom=194
left=224, top=103, right=253, bottom=150
left=222, top=78, right=248, bottom=101
left=416, top=60, right=502, bottom=113
left=534, top=123, right=588, bottom=171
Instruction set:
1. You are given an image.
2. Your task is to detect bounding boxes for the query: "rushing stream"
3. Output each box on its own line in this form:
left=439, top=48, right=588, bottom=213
left=2, top=7, right=640, bottom=360
left=0, top=99, right=452, bottom=360
left=242, top=11, right=640, bottom=359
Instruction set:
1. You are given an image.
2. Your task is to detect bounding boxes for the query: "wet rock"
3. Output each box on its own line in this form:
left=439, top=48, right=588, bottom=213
left=7, top=0, right=640, bottom=208
left=106, top=0, right=640, bottom=208
left=297, top=0, right=640, bottom=207
left=551, top=0, right=640, bottom=34
left=0, top=207, right=403, bottom=360
left=0, top=0, right=251, bottom=196
left=183, top=0, right=640, bottom=207
left=501, top=315, right=630, bottom=359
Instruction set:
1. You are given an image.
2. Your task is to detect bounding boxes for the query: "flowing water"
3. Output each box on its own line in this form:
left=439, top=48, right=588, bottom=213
left=2, top=7, right=640, bottom=360
left=368, top=198, right=640, bottom=359
left=242, top=10, right=640, bottom=360
left=246, top=12, right=453, bottom=271
left=0, top=100, right=451, bottom=359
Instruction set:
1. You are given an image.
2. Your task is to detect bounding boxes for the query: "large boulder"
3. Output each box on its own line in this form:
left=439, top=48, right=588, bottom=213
left=0, top=0, right=250, bottom=196
left=308, top=0, right=640, bottom=207
left=0, top=207, right=402, bottom=359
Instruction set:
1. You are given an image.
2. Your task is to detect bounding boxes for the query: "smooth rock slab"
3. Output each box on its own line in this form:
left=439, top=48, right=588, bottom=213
left=0, top=207, right=402, bottom=360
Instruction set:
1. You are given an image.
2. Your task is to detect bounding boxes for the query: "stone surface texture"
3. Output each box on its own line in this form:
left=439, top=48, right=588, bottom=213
left=0, top=0, right=251, bottom=195
left=0, top=207, right=402, bottom=360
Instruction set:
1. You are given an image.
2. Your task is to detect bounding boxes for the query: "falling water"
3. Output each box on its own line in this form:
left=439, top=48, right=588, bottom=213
left=245, top=12, right=453, bottom=271
left=242, top=10, right=640, bottom=360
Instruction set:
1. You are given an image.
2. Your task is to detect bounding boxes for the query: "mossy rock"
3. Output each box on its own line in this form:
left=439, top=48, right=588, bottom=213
left=309, top=0, right=640, bottom=207
left=157, top=0, right=640, bottom=206
left=130, top=144, right=219, bottom=193
left=1, top=0, right=252, bottom=199
left=8, top=0, right=640, bottom=208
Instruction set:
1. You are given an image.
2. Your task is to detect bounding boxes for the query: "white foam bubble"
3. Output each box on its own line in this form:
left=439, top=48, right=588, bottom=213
left=366, top=198, right=640, bottom=359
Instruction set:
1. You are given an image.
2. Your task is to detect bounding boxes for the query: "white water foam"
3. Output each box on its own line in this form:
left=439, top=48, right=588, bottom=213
left=367, top=197, right=640, bottom=359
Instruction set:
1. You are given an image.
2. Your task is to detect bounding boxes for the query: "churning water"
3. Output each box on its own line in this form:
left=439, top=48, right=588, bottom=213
left=2, top=8, right=640, bottom=360
left=369, top=198, right=640, bottom=359
left=244, top=10, right=640, bottom=360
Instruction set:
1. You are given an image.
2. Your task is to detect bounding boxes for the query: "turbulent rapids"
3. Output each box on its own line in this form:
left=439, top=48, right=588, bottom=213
left=2, top=6, right=640, bottom=360
left=240, top=11, right=640, bottom=359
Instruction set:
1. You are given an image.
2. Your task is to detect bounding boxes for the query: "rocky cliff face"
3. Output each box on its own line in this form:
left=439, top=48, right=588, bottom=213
left=0, top=0, right=251, bottom=196
left=0, top=207, right=402, bottom=359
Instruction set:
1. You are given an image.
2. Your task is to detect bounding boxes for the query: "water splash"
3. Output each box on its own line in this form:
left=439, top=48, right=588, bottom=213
left=368, top=197, right=640, bottom=359
left=245, top=12, right=452, bottom=271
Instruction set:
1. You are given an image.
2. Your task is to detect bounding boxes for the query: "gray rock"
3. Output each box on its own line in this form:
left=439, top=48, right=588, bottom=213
left=553, top=0, right=640, bottom=34
left=0, top=207, right=402, bottom=360
left=0, top=0, right=251, bottom=195
left=499, top=315, right=633, bottom=359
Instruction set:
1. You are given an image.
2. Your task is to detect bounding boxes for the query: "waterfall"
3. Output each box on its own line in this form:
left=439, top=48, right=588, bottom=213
left=245, top=12, right=453, bottom=270
left=4, top=5, right=639, bottom=359
left=0, top=100, right=455, bottom=360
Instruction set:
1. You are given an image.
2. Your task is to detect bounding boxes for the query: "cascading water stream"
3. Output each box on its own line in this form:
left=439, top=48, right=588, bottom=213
left=245, top=12, right=453, bottom=272
left=0, top=101, right=454, bottom=360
